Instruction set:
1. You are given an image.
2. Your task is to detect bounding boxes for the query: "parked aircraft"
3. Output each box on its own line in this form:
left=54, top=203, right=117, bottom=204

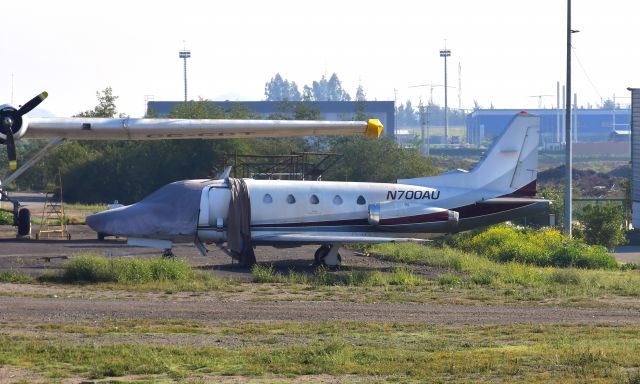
left=86, top=111, right=550, bottom=267
left=0, top=92, right=383, bottom=236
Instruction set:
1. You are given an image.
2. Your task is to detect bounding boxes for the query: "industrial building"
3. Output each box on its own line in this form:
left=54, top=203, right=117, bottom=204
left=147, top=101, right=396, bottom=138
left=466, top=108, right=631, bottom=147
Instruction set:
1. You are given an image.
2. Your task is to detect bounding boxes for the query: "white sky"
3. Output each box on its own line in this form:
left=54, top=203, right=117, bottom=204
left=1, top=0, right=638, bottom=117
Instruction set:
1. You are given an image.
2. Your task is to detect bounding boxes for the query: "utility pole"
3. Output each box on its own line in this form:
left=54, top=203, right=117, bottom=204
left=565, top=0, right=579, bottom=237
left=179, top=46, right=191, bottom=102
left=440, top=46, right=451, bottom=145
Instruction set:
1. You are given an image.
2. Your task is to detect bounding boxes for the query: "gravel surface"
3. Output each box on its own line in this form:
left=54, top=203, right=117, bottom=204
left=1, top=294, right=638, bottom=326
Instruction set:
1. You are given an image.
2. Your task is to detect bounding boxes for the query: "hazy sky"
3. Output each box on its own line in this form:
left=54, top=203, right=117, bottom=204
left=1, top=0, right=638, bottom=117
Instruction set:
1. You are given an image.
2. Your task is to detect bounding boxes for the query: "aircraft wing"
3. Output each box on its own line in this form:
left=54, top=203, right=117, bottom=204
left=22, top=117, right=384, bottom=140
left=251, top=232, right=429, bottom=245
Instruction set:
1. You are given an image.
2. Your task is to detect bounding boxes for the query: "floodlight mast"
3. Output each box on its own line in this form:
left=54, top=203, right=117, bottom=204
left=439, top=48, right=451, bottom=146
left=179, top=49, right=191, bottom=102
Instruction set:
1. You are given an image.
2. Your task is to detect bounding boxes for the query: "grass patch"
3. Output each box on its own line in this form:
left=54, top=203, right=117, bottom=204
left=368, top=242, right=640, bottom=297
left=58, top=254, right=196, bottom=283
left=251, top=264, right=424, bottom=287
left=2, top=320, right=640, bottom=382
left=37, top=254, right=226, bottom=291
left=0, top=271, right=34, bottom=284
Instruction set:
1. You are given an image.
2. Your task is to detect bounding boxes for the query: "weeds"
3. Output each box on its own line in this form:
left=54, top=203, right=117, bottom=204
left=250, top=264, right=424, bottom=287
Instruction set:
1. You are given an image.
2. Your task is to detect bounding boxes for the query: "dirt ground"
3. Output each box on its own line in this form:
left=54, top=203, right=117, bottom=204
left=0, top=224, right=639, bottom=327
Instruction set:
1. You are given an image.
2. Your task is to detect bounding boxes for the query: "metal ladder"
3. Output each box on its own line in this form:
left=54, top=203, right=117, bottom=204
left=36, top=173, right=71, bottom=240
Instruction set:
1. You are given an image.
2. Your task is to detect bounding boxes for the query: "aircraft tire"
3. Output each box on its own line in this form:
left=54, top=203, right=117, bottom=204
left=313, top=245, right=341, bottom=267
left=313, top=245, right=330, bottom=266
left=17, top=208, right=31, bottom=238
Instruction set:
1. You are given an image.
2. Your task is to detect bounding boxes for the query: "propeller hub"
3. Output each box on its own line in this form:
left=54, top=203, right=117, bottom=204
left=2, top=115, right=13, bottom=129
left=0, top=91, right=48, bottom=170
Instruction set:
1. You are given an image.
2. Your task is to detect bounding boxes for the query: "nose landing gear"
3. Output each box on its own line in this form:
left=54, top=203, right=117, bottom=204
left=313, top=244, right=342, bottom=267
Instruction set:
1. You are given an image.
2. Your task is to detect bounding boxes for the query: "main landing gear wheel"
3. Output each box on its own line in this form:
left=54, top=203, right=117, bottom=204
left=313, top=245, right=342, bottom=268
left=16, top=208, right=31, bottom=238
left=162, top=249, right=175, bottom=258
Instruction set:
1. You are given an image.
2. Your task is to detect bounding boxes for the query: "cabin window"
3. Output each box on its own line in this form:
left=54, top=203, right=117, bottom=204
left=263, top=194, right=273, bottom=204
left=333, top=195, right=343, bottom=205
left=310, top=194, right=319, bottom=204
left=287, top=194, right=296, bottom=204
left=357, top=195, right=366, bottom=205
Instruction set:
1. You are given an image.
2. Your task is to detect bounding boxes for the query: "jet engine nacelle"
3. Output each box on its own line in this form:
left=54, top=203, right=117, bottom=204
left=197, top=184, right=232, bottom=243
left=368, top=201, right=459, bottom=231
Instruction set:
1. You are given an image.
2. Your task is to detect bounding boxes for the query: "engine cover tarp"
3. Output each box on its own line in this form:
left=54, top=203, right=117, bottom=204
left=226, top=178, right=256, bottom=265
left=87, top=180, right=209, bottom=241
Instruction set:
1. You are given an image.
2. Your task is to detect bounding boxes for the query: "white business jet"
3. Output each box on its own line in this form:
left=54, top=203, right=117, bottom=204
left=86, top=111, right=549, bottom=267
left=0, top=92, right=382, bottom=237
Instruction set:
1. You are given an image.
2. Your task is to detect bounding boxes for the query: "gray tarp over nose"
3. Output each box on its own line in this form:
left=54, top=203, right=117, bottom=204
left=87, top=180, right=209, bottom=240
left=226, top=178, right=256, bottom=266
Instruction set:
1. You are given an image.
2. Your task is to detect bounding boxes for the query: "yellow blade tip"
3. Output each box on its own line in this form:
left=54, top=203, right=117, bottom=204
left=366, top=119, right=384, bottom=138
left=9, top=161, right=17, bottom=171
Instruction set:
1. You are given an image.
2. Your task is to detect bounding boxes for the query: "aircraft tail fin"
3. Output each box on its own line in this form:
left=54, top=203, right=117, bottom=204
left=399, top=112, right=540, bottom=196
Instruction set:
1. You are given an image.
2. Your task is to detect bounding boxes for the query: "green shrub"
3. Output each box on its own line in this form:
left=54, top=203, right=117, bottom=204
left=577, top=204, right=627, bottom=249
left=0, top=210, right=13, bottom=225
left=455, top=225, right=617, bottom=269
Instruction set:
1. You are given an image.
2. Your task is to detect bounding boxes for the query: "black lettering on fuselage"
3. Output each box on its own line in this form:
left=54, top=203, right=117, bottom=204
left=385, top=189, right=440, bottom=200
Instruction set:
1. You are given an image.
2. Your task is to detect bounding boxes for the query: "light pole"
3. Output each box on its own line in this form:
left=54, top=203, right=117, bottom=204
left=439, top=48, right=451, bottom=145
left=179, top=49, right=191, bottom=102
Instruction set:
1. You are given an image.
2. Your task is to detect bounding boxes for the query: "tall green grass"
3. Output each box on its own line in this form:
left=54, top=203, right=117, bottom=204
left=47, top=254, right=201, bottom=284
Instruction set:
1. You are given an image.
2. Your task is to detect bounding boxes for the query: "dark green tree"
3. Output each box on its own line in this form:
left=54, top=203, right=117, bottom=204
left=75, top=87, right=121, bottom=118
left=325, top=136, right=437, bottom=183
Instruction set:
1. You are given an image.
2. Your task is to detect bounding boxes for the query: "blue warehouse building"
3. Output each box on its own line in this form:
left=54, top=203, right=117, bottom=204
left=147, top=101, right=396, bottom=138
left=466, top=108, right=631, bottom=146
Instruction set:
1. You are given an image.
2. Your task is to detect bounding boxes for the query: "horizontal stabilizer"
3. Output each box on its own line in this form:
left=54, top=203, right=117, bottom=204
left=476, top=197, right=548, bottom=205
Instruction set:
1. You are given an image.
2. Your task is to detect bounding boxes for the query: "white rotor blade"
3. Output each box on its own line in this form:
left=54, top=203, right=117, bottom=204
left=24, top=118, right=383, bottom=140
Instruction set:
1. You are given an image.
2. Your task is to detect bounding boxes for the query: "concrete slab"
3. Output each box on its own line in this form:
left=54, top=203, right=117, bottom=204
left=614, top=246, right=640, bottom=264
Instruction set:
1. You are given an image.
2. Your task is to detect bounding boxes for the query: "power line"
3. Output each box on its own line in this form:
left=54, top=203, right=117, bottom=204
left=571, top=46, right=602, bottom=102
